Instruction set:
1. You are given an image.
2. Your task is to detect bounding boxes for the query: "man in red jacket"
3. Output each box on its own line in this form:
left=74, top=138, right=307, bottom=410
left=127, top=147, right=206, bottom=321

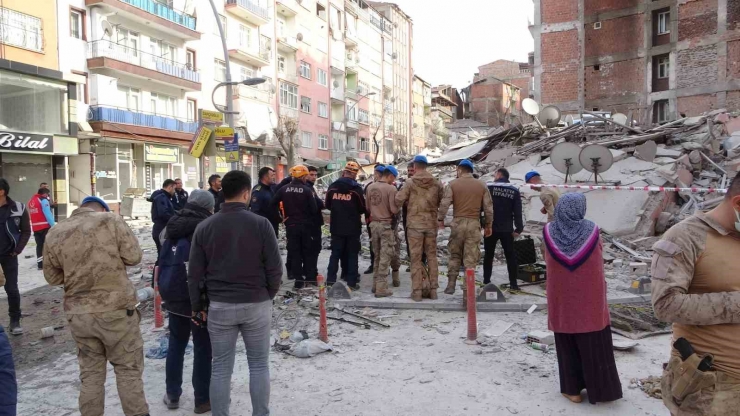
left=28, top=188, right=55, bottom=270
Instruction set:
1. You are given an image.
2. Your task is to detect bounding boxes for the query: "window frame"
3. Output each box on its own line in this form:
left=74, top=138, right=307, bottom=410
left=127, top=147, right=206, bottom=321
left=214, top=59, right=227, bottom=82
left=318, top=134, right=329, bottom=150
left=70, top=8, right=86, bottom=40
left=317, top=68, right=328, bottom=86
left=277, top=55, right=286, bottom=74
left=186, top=48, right=196, bottom=70
left=301, top=131, right=312, bottom=148
left=318, top=102, right=328, bottom=118
left=299, top=61, right=311, bottom=79
left=187, top=98, right=197, bottom=123
left=360, top=137, right=369, bottom=152
left=657, top=56, right=669, bottom=79
left=280, top=82, right=298, bottom=109
left=657, top=12, right=670, bottom=35
left=300, top=96, right=312, bottom=113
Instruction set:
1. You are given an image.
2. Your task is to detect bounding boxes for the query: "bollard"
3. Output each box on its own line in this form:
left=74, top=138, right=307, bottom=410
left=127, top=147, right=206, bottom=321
left=153, top=266, right=164, bottom=330
left=318, top=274, right=329, bottom=343
left=465, top=268, right=477, bottom=344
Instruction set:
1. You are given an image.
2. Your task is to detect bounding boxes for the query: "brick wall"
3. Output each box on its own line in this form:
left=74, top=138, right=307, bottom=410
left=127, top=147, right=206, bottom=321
left=585, top=14, right=643, bottom=58
left=584, top=0, right=640, bottom=16
left=730, top=0, right=740, bottom=31
left=541, top=29, right=581, bottom=105
left=678, top=0, right=718, bottom=41
left=677, top=94, right=718, bottom=116
left=727, top=91, right=740, bottom=112
left=477, top=61, right=522, bottom=80
left=542, top=71, right=580, bottom=103
left=729, top=40, right=740, bottom=79
left=585, top=59, right=644, bottom=100
left=542, top=0, right=578, bottom=24
left=677, top=45, right=718, bottom=89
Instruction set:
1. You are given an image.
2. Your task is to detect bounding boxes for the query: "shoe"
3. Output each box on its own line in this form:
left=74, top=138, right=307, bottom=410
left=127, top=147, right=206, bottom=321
left=510, top=285, right=521, bottom=292
left=392, top=271, right=400, bottom=287
left=363, top=266, right=374, bottom=275
left=348, top=283, right=361, bottom=291
left=411, top=290, right=422, bottom=302
left=374, top=281, right=393, bottom=298
left=562, top=393, right=583, bottom=403
left=429, top=290, right=438, bottom=300
left=293, top=281, right=304, bottom=290
left=9, top=318, right=22, bottom=335
left=405, top=266, right=411, bottom=272
left=163, top=394, right=179, bottom=410
left=194, top=402, right=211, bottom=414
left=444, top=278, right=456, bottom=295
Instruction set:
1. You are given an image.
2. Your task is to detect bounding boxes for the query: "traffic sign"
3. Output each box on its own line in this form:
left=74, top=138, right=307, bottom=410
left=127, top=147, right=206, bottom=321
left=226, top=151, right=239, bottom=162
left=224, top=133, right=239, bottom=151
left=215, top=126, right=234, bottom=137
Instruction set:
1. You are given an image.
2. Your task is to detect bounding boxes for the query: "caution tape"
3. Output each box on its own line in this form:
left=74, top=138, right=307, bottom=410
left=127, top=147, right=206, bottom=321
left=523, top=184, right=728, bottom=194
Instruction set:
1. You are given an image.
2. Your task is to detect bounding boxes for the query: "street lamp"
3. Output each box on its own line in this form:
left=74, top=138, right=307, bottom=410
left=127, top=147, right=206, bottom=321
left=211, top=77, right=267, bottom=114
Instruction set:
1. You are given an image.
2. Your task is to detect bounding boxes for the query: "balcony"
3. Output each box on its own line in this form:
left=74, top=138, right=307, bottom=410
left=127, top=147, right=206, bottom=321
left=277, top=35, right=298, bottom=53
left=87, top=40, right=201, bottom=91
left=331, top=87, right=345, bottom=103
left=332, top=121, right=345, bottom=132
left=345, top=54, right=358, bottom=72
left=88, top=105, right=197, bottom=134
left=276, top=0, right=299, bottom=16
left=279, top=105, right=299, bottom=119
left=225, top=0, right=270, bottom=26
left=432, top=105, right=453, bottom=119
left=278, top=70, right=299, bottom=84
left=85, top=0, right=199, bottom=40
left=237, top=82, right=271, bottom=103
left=228, top=42, right=271, bottom=67
left=344, top=29, right=358, bottom=47
left=346, top=89, right=358, bottom=101
left=345, top=0, right=359, bottom=15
left=347, top=118, right=358, bottom=130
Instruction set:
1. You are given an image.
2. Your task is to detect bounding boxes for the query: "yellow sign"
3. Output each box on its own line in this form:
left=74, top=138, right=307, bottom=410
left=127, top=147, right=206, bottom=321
left=189, top=126, right=212, bottom=158
left=200, top=110, right=224, bottom=123
left=215, top=126, right=235, bottom=137
left=226, top=151, right=239, bottom=162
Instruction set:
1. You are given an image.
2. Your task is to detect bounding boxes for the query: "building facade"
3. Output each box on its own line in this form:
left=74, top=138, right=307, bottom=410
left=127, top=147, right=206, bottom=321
left=412, top=74, right=431, bottom=153
left=531, top=0, right=740, bottom=124
left=468, top=59, right=532, bottom=127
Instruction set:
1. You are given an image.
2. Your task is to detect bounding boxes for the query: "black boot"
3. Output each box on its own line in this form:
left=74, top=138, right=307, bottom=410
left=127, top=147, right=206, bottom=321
left=163, top=393, right=179, bottom=410
left=363, top=266, right=373, bottom=275
left=9, top=317, right=22, bottom=335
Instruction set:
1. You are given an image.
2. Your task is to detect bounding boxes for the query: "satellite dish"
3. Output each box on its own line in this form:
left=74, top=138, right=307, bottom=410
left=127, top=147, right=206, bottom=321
left=579, top=145, right=613, bottom=184
left=564, top=114, right=574, bottom=126
left=101, top=20, right=114, bottom=39
left=522, top=98, right=540, bottom=116
left=612, top=113, right=628, bottom=126
left=332, top=80, right=339, bottom=88
left=296, top=33, right=304, bottom=41
left=539, top=105, right=561, bottom=128
left=550, top=142, right=583, bottom=182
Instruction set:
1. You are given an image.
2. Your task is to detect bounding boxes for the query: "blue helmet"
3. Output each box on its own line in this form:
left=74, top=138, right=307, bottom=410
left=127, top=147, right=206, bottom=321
left=374, top=164, right=386, bottom=173
left=385, top=166, right=399, bottom=177
left=525, top=171, right=541, bottom=183
left=81, top=196, right=111, bottom=212
left=458, top=159, right=474, bottom=171
left=412, top=155, right=428, bottom=164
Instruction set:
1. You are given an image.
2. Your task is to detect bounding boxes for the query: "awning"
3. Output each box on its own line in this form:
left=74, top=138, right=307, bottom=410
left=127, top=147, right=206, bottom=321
left=355, top=158, right=370, bottom=166
left=428, top=140, right=488, bottom=166
left=303, top=158, right=330, bottom=168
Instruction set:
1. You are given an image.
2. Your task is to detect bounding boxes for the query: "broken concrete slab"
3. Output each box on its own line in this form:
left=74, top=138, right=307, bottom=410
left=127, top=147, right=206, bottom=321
left=655, top=147, right=682, bottom=158
left=328, top=282, right=352, bottom=299
left=634, top=141, right=658, bottom=162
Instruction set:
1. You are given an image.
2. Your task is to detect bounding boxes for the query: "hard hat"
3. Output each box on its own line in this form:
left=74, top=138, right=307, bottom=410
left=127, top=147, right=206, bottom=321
left=344, top=161, right=361, bottom=173
left=374, top=164, right=386, bottom=173
left=385, top=166, right=399, bottom=177
left=525, top=171, right=541, bottom=183
left=458, top=159, right=474, bottom=170
left=290, top=165, right=309, bottom=178
left=412, top=155, right=428, bottom=164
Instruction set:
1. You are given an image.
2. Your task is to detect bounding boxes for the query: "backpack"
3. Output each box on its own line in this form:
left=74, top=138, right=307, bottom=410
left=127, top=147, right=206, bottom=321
left=157, top=237, right=191, bottom=302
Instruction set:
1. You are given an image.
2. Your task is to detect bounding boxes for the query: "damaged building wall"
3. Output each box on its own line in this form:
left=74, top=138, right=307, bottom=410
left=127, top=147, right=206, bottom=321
left=469, top=60, right=533, bottom=127
left=533, top=0, right=740, bottom=124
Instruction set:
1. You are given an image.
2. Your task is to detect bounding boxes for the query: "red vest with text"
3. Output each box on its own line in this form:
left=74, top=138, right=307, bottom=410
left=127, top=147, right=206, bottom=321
left=28, top=195, right=50, bottom=232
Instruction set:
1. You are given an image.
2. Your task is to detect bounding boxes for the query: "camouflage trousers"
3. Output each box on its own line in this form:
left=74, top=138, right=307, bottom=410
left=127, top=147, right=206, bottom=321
left=69, top=309, right=148, bottom=416
left=662, top=356, right=740, bottom=416
left=447, top=218, right=483, bottom=281
left=408, top=228, right=439, bottom=292
left=371, top=221, right=400, bottom=283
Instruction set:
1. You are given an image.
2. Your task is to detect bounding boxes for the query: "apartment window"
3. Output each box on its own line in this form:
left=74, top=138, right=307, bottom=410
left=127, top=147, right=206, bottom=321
left=358, top=109, right=369, bottom=124
left=214, top=14, right=227, bottom=36
left=215, top=60, right=226, bottom=82
left=318, top=134, right=329, bottom=150
left=277, top=55, right=286, bottom=73
left=70, top=9, right=85, bottom=40
left=150, top=39, right=176, bottom=63
left=360, top=137, right=369, bottom=151
left=75, top=80, right=87, bottom=104
left=347, top=103, right=357, bottom=121
left=186, top=49, right=196, bottom=70
left=318, top=102, right=328, bottom=118
left=316, top=3, right=327, bottom=20
left=657, top=56, right=669, bottom=79
left=300, top=96, right=311, bottom=113
left=239, top=25, right=251, bottom=49
left=117, top=86, right=140, bottom=112
left=277, top=18, right=285, bottom=38
left=333, top=135, right=345, bottom=151
left=301, top=131, right=312, bottom=148
left=317, top=69, right=328, bottom=86
left=280, top=83, right=298, bottom=108
left=657, top=12, right=670, bottom=35
left=0, top=8, right=43, bottom=52
left=150, top=93, right=177, bottom=117
left=300, top=61, right=311, bottom=79
left=654, top=100, right=669, bottom=124
left=187, top=99, right=197, bottom=122
left=117, top=28, right=139, bottom=55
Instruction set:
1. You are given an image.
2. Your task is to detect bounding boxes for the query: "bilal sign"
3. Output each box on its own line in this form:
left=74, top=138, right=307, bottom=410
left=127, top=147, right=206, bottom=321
left=0, top=131, right=53, bottom=153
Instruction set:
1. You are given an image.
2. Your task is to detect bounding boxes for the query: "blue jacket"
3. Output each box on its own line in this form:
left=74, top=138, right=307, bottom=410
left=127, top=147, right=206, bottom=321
left=486, top=179, right=524, bottom=234
left=150, top=189, right=175, bottom=231
left=249, top=182, right=280, bottom=227
left=0, top=325, right=17, bottom=415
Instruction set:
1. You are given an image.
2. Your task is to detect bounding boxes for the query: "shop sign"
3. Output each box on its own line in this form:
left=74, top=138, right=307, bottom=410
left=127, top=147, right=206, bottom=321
left=189, top=126, right=212, bottom=158
left=215, top=126, right=234, bottom=138
left=145, top=144, right=179, bottom=163
left=94, top=170, right=117, bottom=179
left=200, top=110, right=224, bottom=124
left=0, top=131, right=53, bottom=154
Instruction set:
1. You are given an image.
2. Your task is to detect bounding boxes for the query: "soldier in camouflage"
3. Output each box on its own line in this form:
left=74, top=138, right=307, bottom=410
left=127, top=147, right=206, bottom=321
left=367, top=166, right=401, bottom=297
left=43, top=196, right=149, bottom=416
left=396, top=155, right=444, bottom=301
left=438, top=159, right=493, bottom=295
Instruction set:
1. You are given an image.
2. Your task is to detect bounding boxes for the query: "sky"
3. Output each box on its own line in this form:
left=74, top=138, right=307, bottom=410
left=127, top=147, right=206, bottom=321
left=391, top=0, right=535, bottom=89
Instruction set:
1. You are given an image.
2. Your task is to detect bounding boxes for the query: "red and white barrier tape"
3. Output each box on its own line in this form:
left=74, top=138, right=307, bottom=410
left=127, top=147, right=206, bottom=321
left=523, top=184, right=728, bottom=194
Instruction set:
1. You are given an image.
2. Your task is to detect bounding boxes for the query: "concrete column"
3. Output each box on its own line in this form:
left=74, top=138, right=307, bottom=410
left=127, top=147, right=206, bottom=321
left=531, top=0, right=542, bottom=104
left=578, top=0, right=586, bottom=110
left=717, top=0, right=728, bottom=107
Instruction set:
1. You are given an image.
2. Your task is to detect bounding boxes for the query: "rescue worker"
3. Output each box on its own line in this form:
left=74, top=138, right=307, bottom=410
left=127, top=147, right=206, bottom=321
left=270, top=165, right=318, bottom=289
left=43, top=196, right=149, bottom=416
left=367, top=166, right=401, bottom=297
left=651, top=171, right=740, bottom=415
left=396, top=155, right=444, bottom=301
left=28, top=187, right=55, bottom=270
left=0, top=178, right=30, bottom=335
left=150, top=179, right=176, bottom=279
left=207, top=174, right=225, bottom=213
left=172, top=178, right=189, bottom=210
left=250, top=166, right=281, bottom=237
left=526, top=171, right=560, bottom=222
left=484, top=168, right=524, bottom=290
left=402, top=161, right=425, bottom=270
left=306, top=166, right=325, bottom=277
left=363, top=164, right=385, bottom=275
left=438, top=159, right=493, bottom=295
left=325, top=162, right=366, bottom=290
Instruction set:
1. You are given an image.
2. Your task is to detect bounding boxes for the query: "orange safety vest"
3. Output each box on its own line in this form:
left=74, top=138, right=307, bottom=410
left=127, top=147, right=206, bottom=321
left=28, top=195, right=50, bottom=232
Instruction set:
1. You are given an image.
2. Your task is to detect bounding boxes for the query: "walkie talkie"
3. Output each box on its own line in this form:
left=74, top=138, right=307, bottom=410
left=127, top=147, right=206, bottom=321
left=674, top=337, right=713, bottom=371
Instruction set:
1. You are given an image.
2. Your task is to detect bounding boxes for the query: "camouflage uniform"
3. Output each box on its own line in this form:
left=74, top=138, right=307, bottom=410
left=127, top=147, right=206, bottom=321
left=370, top=222, right=400, bottom=293
left=395, top=170, right=444, bottom=301
left=438, top=173, right=494, bottom=294
left=43, top=207, right=148, bottom=416
left=651, top=212, right=740, bottom=415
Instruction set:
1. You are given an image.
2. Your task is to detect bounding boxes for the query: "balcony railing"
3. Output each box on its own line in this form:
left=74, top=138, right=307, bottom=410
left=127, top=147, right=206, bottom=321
left=226, top=0, right=270, bottom=20
left=88, top=105, right=198, bottom=133
left=120, top=0, right=196, bottom=30
left=88, top=40, right=200, bottom=83
left=331, top=88, right=345, bottom=101
left=0, top=8, right=43, bottom=52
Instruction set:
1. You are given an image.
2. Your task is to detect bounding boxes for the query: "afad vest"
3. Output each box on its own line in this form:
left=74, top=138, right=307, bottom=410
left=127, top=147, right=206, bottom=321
left=28, top=195, right=50, bottom=232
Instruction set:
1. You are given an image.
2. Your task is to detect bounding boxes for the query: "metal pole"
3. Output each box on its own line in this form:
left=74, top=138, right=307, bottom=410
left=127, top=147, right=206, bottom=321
left=207, top=0, right=236, bottom=171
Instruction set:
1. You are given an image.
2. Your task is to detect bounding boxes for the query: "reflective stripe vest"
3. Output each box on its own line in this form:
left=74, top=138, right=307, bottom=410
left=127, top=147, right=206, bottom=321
left=28, top=195, right=50, bottom=232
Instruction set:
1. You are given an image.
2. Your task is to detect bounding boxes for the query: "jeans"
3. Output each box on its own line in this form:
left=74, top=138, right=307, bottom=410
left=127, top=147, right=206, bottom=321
left=286, top=224, right=318, bottom=286
left=483, top=232, right=518, bottom=285
left=0, top=257, right=20, bottom=320
left=152, top=228, right=163, bottom=286
left=208, top=301, right=272, bottom=416
left=166, top=313, right=211, bottom=406
left=33, top=228, right=48, bottom=269
left=0, top=325, right=17, bottom=416
left=327, top=235, right=360, bottom=286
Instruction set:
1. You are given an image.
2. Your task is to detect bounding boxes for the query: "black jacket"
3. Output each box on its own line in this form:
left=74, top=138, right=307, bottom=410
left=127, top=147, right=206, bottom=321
left=325, top=177, right=366, bottom=236
left=159, top=204, right=210, bottom=316
left=208, top=188, right=225, bottom=213
left=269, top=179, right=318, bottom=227
left=486, top=179, right=524, bottom=234
left=307, top=181, right=325, bottom=229
left=150, top=189, right=175, bottom=233
left=0, top=198, right=31, bottom=256
left=188, top=203, right=282, bottom=311
left=172, top=189, right=189, bottom=210
left=249, top=181, right=281, bottom=228
left=275, top=176, right=292, bottom=191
